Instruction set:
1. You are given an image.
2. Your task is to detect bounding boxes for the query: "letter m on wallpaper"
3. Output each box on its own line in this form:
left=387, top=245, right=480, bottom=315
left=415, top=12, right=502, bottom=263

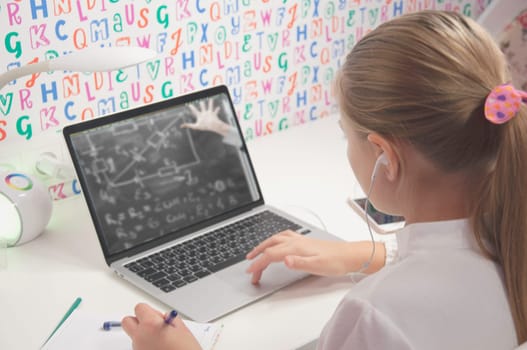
left=0, top=93, right=14, bottom=116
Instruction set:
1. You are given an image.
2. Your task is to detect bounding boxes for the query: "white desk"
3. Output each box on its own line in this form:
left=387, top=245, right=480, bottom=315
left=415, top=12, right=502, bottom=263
left=0, top=114, right=375, bottom=350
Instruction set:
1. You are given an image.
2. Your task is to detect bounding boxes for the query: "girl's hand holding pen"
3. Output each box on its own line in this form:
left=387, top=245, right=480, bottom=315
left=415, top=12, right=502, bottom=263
left=121, top=303, right=202, bottom=350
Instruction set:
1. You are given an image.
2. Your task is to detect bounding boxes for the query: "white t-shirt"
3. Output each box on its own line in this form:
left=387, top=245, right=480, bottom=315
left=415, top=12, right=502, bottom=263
left=318, top=219, right=518, bottom=350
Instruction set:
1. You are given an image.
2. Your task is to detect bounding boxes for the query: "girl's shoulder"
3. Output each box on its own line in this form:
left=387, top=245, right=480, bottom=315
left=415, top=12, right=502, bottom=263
left=334, top=252, right=516, bottom=349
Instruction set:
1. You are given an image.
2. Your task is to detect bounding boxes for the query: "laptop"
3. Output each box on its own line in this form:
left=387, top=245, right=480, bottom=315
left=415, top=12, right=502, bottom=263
left=63, top=85, right=341, bottom=322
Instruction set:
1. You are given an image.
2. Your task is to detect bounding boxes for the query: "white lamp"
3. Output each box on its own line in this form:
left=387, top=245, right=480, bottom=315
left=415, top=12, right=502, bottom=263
left=0, top=172, right=52, bottom=246
left=0, top=46, right=157, bottom=246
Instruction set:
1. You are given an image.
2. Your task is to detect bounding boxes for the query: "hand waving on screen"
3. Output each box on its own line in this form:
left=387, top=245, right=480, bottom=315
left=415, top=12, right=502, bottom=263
left=181, top=99, right=231, bottom=136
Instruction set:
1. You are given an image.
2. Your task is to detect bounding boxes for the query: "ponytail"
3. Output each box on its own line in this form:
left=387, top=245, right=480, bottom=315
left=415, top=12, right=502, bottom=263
left=472, top=106, right=527, bottom=343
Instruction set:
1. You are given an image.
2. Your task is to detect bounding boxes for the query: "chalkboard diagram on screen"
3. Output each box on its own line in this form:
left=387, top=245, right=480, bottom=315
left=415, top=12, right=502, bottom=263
left=71, top=93, right=258, bottom=255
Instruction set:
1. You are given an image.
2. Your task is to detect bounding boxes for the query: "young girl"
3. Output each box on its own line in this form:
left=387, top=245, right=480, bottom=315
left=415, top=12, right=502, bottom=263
left=121, top=10, right=526, bottom=349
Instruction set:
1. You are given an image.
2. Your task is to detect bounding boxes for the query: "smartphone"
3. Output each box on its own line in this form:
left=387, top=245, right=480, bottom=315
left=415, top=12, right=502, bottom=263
left=347, top=196, right=405, bottom=233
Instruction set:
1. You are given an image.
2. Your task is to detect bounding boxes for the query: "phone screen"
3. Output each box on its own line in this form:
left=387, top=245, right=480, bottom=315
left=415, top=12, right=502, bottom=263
left=353, top=198, right=404, bottom=226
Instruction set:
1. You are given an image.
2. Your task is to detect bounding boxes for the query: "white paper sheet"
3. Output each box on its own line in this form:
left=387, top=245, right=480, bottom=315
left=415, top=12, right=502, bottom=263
left=41, top=310, right=222, bottom=350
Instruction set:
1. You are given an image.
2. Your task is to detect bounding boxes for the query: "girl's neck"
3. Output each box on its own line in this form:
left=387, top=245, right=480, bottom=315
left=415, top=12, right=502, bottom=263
left=400, top=165, right=474, bottom=225
left=403, top=189, right=471, bottom=225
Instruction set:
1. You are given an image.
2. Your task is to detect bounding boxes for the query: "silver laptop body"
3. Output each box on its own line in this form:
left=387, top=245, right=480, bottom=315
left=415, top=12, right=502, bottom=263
left=63, top=85, right=341, bottom=322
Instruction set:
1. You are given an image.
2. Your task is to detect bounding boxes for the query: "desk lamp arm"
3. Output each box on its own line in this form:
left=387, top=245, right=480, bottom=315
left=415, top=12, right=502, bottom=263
left=0, top=47, right=157, bottom=90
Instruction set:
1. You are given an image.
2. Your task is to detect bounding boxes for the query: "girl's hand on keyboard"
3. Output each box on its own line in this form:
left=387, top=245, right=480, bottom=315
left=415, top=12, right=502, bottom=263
left=245, top=230, right=386, bottom=284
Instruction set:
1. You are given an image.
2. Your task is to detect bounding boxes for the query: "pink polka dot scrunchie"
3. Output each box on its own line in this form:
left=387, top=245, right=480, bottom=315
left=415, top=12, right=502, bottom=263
left=484, top=84, right=527, bottom=124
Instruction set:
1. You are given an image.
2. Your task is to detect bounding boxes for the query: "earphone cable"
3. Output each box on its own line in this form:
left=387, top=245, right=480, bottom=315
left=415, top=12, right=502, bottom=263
left=355, top=174, right=377, bottom=274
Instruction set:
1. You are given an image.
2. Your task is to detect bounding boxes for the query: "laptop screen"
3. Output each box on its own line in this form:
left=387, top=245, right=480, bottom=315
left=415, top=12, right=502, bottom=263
left=65, top=86, right=262, bottom=259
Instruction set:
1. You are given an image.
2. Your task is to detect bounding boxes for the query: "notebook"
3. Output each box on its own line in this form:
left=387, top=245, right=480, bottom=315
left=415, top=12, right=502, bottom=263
left=63, top=85, right=341, bottom=322
left=41, top=310, right=222, bottom=350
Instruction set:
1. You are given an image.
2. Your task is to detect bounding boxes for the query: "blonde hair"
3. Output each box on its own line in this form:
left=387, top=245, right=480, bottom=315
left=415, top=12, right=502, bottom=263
left=337, top=10, right=527, bottom=343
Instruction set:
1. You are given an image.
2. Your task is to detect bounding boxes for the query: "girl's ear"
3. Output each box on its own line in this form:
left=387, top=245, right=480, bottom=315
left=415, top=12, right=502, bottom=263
left=367, top=133, right=400, bottom=182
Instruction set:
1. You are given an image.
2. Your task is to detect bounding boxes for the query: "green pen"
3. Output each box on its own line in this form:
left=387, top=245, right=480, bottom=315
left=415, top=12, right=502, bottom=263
left=41, top=297, right=82, bottom=347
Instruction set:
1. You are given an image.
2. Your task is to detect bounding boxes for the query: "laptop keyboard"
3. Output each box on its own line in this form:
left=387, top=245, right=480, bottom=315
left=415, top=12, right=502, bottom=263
left=124, top=210, right=310, bottom=293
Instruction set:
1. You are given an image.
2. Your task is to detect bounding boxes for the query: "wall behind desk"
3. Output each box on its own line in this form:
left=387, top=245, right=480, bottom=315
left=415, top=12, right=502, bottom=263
left=0, top=0, right=487, bottom=191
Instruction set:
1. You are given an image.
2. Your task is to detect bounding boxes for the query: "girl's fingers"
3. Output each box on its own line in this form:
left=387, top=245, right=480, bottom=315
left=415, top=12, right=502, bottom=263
left=134, top=303, right=164, bottom=324
left=246, top=231, right=292, bottom=259
left=285, top=255, right=326, bottom=275
left=250, top=269, right=263, bottom=284
left=121, top=316, right=139, bottom=337
left=246, top=243, right=296, bottom=278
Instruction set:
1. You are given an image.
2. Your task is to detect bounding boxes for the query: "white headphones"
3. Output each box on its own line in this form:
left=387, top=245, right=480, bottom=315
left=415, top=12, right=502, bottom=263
left=371, top=153, right=389, bottom=181
left=354, top=152, right=390, bottom=274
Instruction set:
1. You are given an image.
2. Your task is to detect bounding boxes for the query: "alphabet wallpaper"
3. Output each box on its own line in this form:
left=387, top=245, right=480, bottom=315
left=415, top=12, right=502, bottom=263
left=0, top=0, right=488, bottom=199
left=499, top=8, right=527, bottom=90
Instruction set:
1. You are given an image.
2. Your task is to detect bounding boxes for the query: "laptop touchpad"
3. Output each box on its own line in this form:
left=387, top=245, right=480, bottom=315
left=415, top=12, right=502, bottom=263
left=216, top=259, right=308, bottom=296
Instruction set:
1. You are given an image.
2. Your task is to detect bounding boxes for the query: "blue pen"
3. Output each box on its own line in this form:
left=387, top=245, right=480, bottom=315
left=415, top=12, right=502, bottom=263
left=164, top=310, right=178, bottom=325
left=102, top=321, right=122, bottom=331
left=102, top=310, right=178, bottom=331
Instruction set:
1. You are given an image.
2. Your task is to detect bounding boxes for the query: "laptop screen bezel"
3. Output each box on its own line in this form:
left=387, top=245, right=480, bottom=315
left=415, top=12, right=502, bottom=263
left=63, top=85, right=265, bottom=265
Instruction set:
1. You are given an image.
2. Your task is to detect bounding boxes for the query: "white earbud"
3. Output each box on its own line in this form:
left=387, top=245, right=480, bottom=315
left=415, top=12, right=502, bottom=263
left=371, top=153, right=389, bottom=181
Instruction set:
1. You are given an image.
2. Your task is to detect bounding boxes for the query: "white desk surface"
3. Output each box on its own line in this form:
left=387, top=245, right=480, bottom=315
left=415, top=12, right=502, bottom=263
left=0, top=114, right=376, bottom=350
